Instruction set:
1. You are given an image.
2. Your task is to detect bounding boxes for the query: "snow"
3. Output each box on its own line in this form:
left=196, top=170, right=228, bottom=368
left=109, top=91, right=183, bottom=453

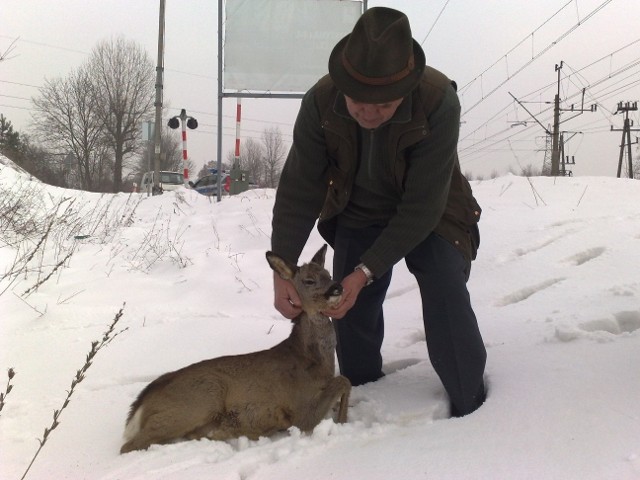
left=1, top=157, right=639, bottom=480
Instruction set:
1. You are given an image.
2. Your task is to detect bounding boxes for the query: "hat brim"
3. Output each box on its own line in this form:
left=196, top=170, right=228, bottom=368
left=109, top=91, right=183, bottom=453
left=328, top=34, right=426, bottom=104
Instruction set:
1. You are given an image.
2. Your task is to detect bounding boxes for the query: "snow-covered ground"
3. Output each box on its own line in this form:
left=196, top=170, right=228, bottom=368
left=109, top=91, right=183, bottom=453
left=1, top=158, right=639, bottom=479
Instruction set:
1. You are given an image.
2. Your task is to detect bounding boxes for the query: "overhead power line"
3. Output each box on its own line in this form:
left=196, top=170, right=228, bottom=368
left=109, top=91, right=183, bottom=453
left=459, top=0, right=615, bottom=117
left=459, top=44, right=640, bottom=148
left=458, top=53, right=640, bottom=167
left=419, top=0, right=451, bottom=46
left=459, top=0, right=574, bottom=94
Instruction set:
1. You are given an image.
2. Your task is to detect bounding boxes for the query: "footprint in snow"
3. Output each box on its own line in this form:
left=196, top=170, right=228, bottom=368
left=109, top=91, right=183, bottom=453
left=495, top=278, right=565, bottom=306
left=563, top=246, right=606, bottom=266
left=554, top=310, right=640, bottom=342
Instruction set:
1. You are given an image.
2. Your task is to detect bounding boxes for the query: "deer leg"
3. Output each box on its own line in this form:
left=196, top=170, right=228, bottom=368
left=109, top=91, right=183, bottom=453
left=297, top=376, right=351, bottom=431
left=336, top=388, right=350, bottom=424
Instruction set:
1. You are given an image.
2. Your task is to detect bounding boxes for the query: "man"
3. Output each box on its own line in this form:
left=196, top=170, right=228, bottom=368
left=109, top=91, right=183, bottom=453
left=271, top=7, right=486, bottom=417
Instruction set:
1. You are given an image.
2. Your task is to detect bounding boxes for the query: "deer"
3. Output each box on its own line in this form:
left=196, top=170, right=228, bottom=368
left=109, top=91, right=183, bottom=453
left=120, top=244, right=351, bottom=454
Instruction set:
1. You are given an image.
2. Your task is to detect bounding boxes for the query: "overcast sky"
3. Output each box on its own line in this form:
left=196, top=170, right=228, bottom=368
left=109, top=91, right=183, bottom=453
left=2, top=0, right=639, bottom=178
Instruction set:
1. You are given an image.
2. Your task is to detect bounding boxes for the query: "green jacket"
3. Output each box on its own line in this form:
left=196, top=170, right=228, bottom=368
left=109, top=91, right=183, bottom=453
left=272, top=66, right=481, bottom=278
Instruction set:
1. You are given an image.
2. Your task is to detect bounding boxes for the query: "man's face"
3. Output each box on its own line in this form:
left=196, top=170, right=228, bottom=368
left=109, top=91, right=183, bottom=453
left=344, top=96, right=403, bottom=129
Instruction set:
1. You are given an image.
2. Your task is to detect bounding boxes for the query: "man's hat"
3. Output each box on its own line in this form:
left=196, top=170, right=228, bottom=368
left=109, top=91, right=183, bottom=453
left=328, top=7, right=426, bottom=103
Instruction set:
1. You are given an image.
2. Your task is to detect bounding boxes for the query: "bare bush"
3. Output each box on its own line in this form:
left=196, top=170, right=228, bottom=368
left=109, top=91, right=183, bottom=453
left=19, top=305, right=127, bottom=480
left=124, top=207, right=191, bottom=273
left=0, top=177, right=142, bottom=297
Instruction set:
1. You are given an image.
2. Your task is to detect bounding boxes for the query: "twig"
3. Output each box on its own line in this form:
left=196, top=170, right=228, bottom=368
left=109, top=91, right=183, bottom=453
left=526, top=177, right=547, bottom=206
left=12, top=292, right=46, bottom=316
left=576, top=185, right=588, bottom=207
left=245, top=209, right=270, bottom=238
left=19, top=304, right=128, bottom=480
left=0, top=368, right=16, bottom=416
left=227, top=252, right=243, bottom=272
left=211, top=221, right=221, bottom=250
left=498, top=181, right=513, bottom=197
left=23, top=249, right=75, bottom=297
left=56, top=289, right=86, bottom=305
left=235, top=275, right=252, bottom=292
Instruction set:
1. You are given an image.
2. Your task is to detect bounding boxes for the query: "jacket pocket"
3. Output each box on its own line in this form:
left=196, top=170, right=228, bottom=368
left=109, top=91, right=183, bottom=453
left=319, top=165, right=348, bottom=221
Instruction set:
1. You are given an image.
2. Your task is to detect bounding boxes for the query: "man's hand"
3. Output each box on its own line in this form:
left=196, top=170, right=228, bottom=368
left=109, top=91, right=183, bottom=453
left=323, top=269, right=369, bottom=319
left=273, top=272, right=303, bottom=319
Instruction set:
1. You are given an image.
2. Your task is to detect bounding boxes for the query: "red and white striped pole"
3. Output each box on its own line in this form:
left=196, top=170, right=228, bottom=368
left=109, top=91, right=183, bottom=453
left=235, top=98, right=241, bottom=164
left=227, top=98, right=241, bottom=194
left=168, top=108, right=197, bottom=188
left=181, top=116, right=189, bottom=185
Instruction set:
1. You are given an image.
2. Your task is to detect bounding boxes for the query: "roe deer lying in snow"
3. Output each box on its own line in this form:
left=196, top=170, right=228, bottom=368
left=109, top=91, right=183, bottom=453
left=120, top=245, right=351, bottom=453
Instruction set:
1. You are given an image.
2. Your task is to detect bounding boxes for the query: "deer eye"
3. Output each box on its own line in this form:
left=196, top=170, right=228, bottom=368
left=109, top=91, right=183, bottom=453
left=302, top=278, right=315, bottom=286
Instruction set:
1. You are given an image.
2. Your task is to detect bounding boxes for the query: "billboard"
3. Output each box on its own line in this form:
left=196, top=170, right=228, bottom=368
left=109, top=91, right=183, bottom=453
left=224, top=0, right=362, bottom=93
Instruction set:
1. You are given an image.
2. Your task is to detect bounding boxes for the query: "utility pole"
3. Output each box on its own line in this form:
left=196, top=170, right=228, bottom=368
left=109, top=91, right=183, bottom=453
left=509, top=61, right=596, bottom=177
left=153, top=0, right=166, bottom=195
left=611, top=101, right=639, bottom=179
left=550, top=63, right=562, bottom=176
left=559, top=131, right=581, bottom=176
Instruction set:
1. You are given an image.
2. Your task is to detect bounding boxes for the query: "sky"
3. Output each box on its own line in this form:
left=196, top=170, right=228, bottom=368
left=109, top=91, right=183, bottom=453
left=1, top=154, right=640, bottom=479
left=2, top=0, right=640, bottom=179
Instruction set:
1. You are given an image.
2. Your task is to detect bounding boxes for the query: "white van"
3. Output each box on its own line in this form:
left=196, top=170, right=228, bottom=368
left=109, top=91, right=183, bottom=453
left=140, top=171, right=184, bottom=193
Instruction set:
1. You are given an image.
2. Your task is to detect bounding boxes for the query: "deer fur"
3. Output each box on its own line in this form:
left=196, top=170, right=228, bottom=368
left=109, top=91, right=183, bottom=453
left=120, top=244, right=351, bottom=453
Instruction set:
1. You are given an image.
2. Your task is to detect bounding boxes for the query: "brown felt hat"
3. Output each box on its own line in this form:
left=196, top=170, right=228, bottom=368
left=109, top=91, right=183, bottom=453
left=328, top=7, right=426, bottom=103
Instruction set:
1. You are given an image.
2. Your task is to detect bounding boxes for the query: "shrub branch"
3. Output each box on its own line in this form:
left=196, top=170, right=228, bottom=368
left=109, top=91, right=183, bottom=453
left=20, top=304, right=128, bottom=480
left=0, top=367, right=16, bottom=416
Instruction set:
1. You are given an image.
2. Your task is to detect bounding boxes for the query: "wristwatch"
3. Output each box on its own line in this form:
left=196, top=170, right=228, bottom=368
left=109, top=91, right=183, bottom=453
left=354, top=263, right=374, bottom=286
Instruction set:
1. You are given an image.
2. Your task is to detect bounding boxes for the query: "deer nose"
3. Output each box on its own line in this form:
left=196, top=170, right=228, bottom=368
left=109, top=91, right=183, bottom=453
left=326, top=284, right=343, bottom=298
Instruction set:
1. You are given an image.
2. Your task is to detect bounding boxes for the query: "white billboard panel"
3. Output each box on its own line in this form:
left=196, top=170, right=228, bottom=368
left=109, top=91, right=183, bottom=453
left=224, top=0, right=362, bottom=93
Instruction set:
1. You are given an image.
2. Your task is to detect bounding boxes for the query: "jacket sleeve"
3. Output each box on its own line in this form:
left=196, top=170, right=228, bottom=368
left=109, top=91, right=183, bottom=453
left=360, top=86, right=460, bottom=277
left=271, top=89, right=330, bottom=264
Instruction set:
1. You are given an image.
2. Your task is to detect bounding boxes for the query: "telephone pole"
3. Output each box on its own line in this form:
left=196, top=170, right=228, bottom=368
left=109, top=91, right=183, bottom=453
left=559, top=131, right=581, bottom=177
left=152, top=0, right=166, bottom=195
left=509, top=61, right=596, bottom=176
left=611, top=101, right=639, bottom=179
left=550, top=63, right=562, bottom=176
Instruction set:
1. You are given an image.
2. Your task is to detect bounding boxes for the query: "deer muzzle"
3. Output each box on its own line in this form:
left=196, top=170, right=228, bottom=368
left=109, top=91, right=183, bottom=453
left=325, top=283, right=343, bottom=303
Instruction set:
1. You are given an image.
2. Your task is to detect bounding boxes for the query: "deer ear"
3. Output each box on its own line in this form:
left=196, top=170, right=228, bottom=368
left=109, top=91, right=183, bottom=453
left=310, top=244, right=328, bottom=267
left=266, top=251, right=296, bottom=280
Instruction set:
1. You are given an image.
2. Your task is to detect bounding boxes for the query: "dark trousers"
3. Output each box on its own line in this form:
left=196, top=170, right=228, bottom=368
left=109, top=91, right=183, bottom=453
left=332, top=224, right=487, bottom=416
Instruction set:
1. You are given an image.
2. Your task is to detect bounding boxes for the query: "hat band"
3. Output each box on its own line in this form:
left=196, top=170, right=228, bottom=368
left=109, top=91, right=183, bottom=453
left=341, top=51, right=415, bottom=87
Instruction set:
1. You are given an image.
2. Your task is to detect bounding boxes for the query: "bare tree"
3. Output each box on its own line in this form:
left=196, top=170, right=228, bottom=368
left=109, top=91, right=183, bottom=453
left=31, top=68, right=108, bottom=191
left=87, top=37, right=154, bottom=192
left=241, top=137, right=265, bottom=186
left=135, top=128, right=191, bottom=178
left=10, top=135, right=65, bottom=187
left=262, top=126, right=286, bottom=188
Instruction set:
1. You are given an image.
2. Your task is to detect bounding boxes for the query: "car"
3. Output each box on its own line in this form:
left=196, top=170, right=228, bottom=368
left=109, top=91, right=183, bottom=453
left=140, top=171, right=184, bottom=192
left=189, top=172, right=230, bottom=196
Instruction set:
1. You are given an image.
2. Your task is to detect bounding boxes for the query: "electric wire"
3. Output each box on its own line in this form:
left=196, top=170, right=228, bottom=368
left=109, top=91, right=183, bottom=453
left=459, top=0, right=615, bottom=117
left=419, top=0, right=451, bottom=46
left=459, top=51, right=640, bottom=152
left=459, top=61, right=640, bottom=166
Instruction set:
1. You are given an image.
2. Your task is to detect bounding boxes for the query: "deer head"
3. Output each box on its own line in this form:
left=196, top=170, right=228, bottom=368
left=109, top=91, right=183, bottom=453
left=266, top=245, right=343, bottom=315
